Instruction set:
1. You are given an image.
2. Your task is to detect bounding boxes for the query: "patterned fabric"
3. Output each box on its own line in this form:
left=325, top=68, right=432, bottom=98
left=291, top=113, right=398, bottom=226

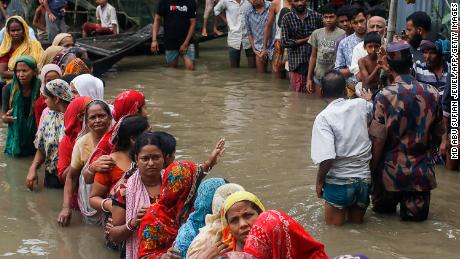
left=221, top=191, right=265, bottom=250
left=138, top=161, right=201, bottom=258
left=174, top=178, right=226, bottom=258
left=88, top=90, right=145, bottom=165
left=0, top=16, right=44, bottom=72
left=369, top=75, right=444, bottom=192
left=281, top=9, right=322, bottom=72
left=57, top=96, right=92, bottom=180
left=413, top=60, right=450, bottom=95
left=186, top=183, right=245, bottom=259
left=124, top=170, right=161, bottom=259
left=43, top=79, right=74, bottom=102
left=5, top=56, right=40, bottom=157
left=243, top=210, right=328, bottom=259
left=63, top=58, right=90, bottom=76
left=52, top=50, right=77, bottom=71
left=245, top=1, right=275, bottom=58
left=34, top=110, right=65, bottom=176
left=334, top=33, right=364, bottom=82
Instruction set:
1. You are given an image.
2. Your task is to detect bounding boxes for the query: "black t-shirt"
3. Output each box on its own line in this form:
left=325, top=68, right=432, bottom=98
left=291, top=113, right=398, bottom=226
left=157, top=0, right=196, bottom=50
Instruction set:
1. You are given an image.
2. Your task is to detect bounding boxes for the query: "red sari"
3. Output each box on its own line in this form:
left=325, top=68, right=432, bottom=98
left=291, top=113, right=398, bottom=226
left=57, top=96, right=92, bottom=182
left=88, top=90, right=145, bottom=164
left=137, top=161, right=199, bottom=258
left=243, top=210, right=328, bottom=259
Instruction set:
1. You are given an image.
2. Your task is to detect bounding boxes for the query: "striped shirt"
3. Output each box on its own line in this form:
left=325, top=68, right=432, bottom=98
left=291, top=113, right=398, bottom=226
left=281, top=9, right=323, bottom=72
left=245, top=1, right=275, bottom=58
left=413, top=60, right=450, bottom=96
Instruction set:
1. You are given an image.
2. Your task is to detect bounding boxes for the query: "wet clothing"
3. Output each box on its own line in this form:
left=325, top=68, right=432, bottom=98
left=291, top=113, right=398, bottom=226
left=157, top=0, right=197, bottom=50
left=324, top=178, right=370, bottom=209
left=369, top=74, right=444, bottom=193
left=372, top=190, right=431, bottom=221
left=243, top=210, right=328, bottom=259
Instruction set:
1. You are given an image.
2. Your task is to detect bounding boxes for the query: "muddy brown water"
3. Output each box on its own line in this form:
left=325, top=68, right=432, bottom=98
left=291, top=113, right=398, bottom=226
left=0, top=38, right=459, bottom=258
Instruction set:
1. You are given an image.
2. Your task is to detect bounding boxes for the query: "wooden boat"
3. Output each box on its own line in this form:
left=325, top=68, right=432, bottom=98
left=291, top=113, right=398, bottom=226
left=76, top=24, right=227, bottom=76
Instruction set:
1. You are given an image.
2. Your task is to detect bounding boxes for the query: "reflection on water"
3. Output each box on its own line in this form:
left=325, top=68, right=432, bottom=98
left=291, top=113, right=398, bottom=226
left=0, top=38, right=459, bottom=258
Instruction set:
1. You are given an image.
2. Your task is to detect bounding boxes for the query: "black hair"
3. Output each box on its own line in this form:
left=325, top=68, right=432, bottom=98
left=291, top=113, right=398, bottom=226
left=406, top=11, right=431, bottom=31
left=115, top=115, right=149, bottom=151
left=364, top=32, right=382, bottom=46
left=367, top=7, right=387, bottom=19
left=387, top=58, right=413, bottom=75
left=155, top=131, right=176, bottom=156
left=321, top=4, right=336, bottom=15
left=223, top=178, right=230, bottom=184
left=131, top=131, right=165, bottom=160
left=62, top=73, right=82, bottom=84
left=349, top=5, right=365, bottom=21
left=84, top=100, right=112, bottom=121
left=336, top=6, right=352, bottom=20
left=7, top=17, right=24, bottom=31
left=321, top=70, right=346, bottom=98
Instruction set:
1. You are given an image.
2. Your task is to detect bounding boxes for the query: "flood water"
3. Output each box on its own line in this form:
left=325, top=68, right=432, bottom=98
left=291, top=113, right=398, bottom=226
left=0, top=38, right=459, bottom=258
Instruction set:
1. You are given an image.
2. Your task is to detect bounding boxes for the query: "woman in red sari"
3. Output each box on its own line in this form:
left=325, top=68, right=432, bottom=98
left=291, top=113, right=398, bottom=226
left=83, top=90, right=147, bottom=184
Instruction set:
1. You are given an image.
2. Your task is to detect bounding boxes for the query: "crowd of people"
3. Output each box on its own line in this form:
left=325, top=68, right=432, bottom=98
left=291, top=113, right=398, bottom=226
left=0, top=0, right=455, bottom=258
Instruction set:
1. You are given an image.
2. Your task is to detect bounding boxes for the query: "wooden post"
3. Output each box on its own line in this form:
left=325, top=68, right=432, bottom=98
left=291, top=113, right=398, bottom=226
left=386, top=0, right=398, bottom=43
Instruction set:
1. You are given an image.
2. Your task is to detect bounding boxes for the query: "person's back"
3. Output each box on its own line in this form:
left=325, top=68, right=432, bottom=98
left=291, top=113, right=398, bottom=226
left=311, top=70, right=372, bottom=226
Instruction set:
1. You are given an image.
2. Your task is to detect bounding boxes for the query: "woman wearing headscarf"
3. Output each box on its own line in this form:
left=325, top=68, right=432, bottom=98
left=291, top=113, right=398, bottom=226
left=242, top=210, right=328, bottom=259
left=26, top=79, right=74, bottom=190
left=35, top=64, right=62, bottom=127
left=63, top=58, right=91, bottom=76
left=52, top=33, right=74, bottom=47
left=52, top=49, right=77, bottom=71
left=137, top=139, right=226, bottom=259
left=186, top=183, right=245, bottom=259
left=0, top=16, right=43, bottom=81
left=172, top=178, right=227, bottom=258
left=38, top=45, right=64, bottom=69
left=83, top=90, right=146, bottom=185
left=1, top=55, right=40, bottom=157
left=57, top=100, right=113, bottom=227
left=70, top=74, right=104, bottom=99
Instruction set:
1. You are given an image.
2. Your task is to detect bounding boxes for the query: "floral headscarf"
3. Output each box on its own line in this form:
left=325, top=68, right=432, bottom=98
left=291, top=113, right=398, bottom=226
left=138, top=161, right=200, bottom=258
left=43, top=79, right=74, bottom=103
left=63, top=58, right=90, bottom=76
left=243, top=210, right=328, bottom=259
left=174, top=178, right=226, bottom=258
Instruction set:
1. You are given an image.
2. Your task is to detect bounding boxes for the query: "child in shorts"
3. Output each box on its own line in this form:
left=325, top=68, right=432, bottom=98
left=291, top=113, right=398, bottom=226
left=311, top=70, right=373, bottom=226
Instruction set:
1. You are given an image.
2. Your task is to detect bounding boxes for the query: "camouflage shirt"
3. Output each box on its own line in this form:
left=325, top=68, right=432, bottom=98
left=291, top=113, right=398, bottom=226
left=370, top=74, right=444, bottom=192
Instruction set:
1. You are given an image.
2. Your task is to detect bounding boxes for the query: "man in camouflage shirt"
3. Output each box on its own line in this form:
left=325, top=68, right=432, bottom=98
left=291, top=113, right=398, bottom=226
left=369, top=42, right=444, bottom=221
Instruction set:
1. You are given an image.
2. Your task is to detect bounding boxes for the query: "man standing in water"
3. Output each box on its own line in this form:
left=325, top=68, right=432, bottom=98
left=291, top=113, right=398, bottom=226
left=311, top=70, right=372, bottom=226
left=281, top=0, right=322, bottom=92
left=151, top=0, right=197, bottom=70
left=214, top=0, right=255, bottom=68
left=262, top=0, right=291, bottom=78
left=370, top=42, right=444, bottom=221
left=405, top=11, right=431, bottom=63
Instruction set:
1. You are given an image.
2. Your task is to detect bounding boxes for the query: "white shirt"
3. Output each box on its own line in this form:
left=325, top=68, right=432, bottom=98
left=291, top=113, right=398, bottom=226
left=214, top=0, right=251, bottom=49
left=311, top=98, right=372, bottom=180
left=97, top=3, right=118, bottom=33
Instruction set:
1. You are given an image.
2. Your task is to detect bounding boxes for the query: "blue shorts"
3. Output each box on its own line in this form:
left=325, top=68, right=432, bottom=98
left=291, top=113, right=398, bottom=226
left=165, top=44, right=196, bottom=64
left=323, top=178, right=370, bottom=209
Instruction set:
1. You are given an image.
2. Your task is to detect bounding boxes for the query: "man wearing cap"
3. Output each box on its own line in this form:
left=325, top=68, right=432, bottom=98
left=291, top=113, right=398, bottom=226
left=369, top=42, right=444, bottom=221
left=413, top=39, right=450, bottom=96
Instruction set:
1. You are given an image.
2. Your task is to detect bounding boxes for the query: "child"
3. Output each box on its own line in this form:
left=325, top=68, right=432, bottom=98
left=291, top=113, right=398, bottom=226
left=357, top=32, right=382, bottom=94
left=307, top=4, right=344, bottom=95
left=33, top=1, right=48, bottom=41
left=311, top=70, right=372, bottom=226
left=281, top=0, right=322, bottom=92
left=82, top=0, right=118, bottom=37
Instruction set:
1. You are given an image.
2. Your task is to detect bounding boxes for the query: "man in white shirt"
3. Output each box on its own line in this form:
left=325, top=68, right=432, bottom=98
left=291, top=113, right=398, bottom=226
left=311, top=70, right=373, bottom=226
left=82, top=0, right=118, bottom=37
left=214, top=0, right=255, bottom=68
